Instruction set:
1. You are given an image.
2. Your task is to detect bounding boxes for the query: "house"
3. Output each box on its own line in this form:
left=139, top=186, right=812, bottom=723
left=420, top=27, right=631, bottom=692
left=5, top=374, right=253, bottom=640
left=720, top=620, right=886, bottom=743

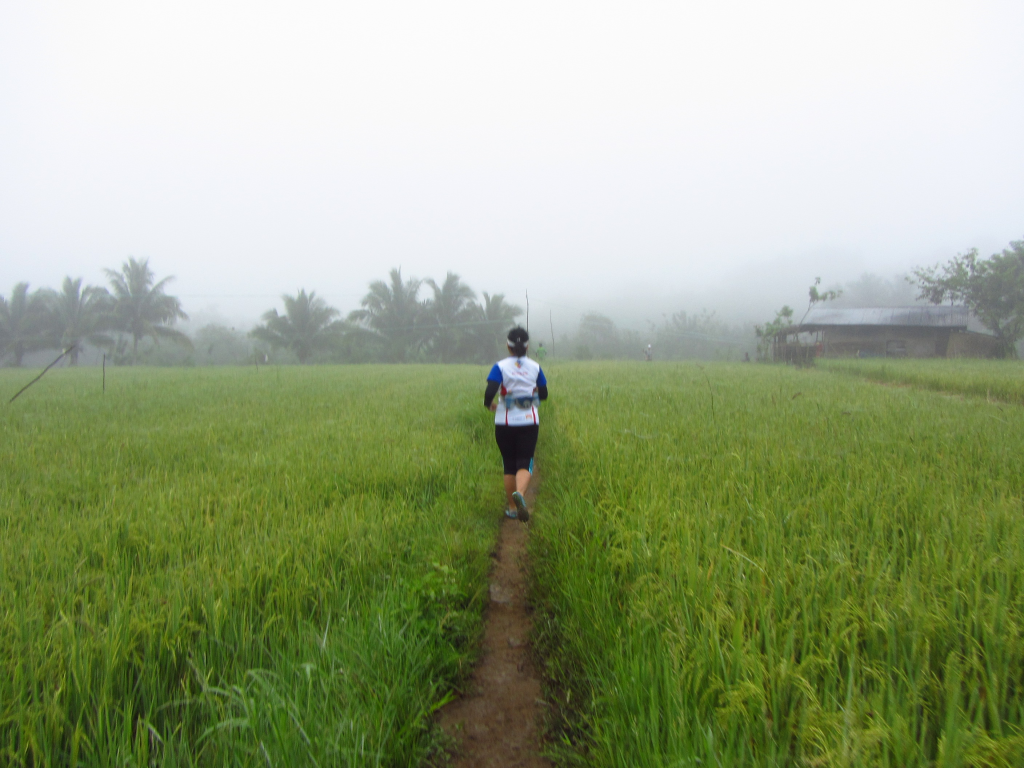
left=774, top=306, right=1001, bottom=360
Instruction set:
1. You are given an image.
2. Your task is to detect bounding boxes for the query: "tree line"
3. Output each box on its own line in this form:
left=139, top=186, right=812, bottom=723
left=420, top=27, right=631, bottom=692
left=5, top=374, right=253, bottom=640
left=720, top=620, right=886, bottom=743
left=14, top=239, right=1016, bottom=367
left=0, top=258, right=187, bottom=367
left=250, top=268, right=522, bottom=364
left=559, top=311, right=754, bottom=361
left=0, top=262, right=524, bottom=367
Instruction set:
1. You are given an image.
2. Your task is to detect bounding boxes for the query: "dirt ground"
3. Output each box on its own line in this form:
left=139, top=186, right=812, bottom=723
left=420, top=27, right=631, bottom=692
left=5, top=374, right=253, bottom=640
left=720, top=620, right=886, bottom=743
left=435, top=513, right=552, bottom=768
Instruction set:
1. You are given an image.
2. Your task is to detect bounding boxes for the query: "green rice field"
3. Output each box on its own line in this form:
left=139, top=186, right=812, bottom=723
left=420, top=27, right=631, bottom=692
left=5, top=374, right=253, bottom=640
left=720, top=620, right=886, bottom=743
left=821, top=358, right=1024, bottom=406
left=1, top=366, right=499, bottom=767
left=532, top=362, right=1024, bottom=767
left=3, top=360, right=1024, bottom=766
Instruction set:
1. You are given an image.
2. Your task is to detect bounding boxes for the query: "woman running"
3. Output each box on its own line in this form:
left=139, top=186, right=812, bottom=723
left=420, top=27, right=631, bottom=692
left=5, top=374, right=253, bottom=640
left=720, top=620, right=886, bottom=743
left=484, top=327, right=548, bottom=522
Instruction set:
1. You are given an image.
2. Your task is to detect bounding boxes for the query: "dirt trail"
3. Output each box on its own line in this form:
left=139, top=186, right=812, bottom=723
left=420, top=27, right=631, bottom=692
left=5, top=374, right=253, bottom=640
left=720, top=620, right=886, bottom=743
left=436, top=514, right=552, bottom=767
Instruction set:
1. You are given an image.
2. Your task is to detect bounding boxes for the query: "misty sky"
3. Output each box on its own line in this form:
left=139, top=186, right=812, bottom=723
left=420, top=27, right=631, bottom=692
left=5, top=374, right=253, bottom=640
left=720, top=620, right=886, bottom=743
left=2, top=1, right=1022, bottom=331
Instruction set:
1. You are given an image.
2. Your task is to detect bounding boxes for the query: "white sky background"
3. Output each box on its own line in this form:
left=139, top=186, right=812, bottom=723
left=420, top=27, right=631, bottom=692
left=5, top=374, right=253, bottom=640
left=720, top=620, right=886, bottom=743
left=2, top=1, right=1023, bottom=332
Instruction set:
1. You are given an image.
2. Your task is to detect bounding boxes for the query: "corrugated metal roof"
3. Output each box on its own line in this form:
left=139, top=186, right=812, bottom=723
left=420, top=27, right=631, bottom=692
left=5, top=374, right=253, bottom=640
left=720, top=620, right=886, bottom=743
left=800, top=305, right=969, bottom=329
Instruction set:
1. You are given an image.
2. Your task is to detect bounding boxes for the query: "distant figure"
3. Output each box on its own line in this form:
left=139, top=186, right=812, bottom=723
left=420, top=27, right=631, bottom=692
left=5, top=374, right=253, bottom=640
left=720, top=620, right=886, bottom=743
left=643, top=344, right=653, bottom=362
left=484, top=327, right=548, bottom=523
left=536, top=342, right=547, bottom=362
left=743, top=352, right=751, bottom=363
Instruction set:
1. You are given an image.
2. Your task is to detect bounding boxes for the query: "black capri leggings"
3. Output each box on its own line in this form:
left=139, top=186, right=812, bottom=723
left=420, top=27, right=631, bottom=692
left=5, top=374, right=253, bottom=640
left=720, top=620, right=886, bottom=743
left=494, top=425, right=539, bottom=475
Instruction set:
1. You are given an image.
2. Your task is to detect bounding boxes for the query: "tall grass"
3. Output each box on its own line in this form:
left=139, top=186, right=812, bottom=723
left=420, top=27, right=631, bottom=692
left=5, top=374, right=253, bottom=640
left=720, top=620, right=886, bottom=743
left=0, top=365, right=500, bottom=767
left=532, top=362, right=1024, bottom=767
left=821, top=358, right=1024, bottom=405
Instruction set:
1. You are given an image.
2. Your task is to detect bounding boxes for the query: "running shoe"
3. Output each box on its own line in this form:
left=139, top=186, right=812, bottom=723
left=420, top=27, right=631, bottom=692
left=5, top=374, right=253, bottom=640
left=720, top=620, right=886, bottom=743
left=504, top=508, right=517, bottom=519
left=511, top=491, right=529, bottom=522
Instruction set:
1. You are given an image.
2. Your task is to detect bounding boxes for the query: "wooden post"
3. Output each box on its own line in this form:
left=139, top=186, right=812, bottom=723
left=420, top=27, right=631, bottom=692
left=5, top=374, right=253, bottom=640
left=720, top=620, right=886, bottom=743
left=102, top=354, right=106, bottom=393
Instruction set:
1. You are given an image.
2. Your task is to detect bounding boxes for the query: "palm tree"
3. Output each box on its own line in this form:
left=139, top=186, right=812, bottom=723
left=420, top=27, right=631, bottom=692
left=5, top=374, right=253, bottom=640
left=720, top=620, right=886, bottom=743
left=468, top=292, right=523, bottom=362
left=105, top=257, right=190, bottom=364
left=424, top=272, right=477, bottom=362
left=38, top=277, right=113, bottom=365
left=0, top=283, right=49, bottom=366
left=250, top=290, right=345, bottom=363
left=349, top=268, right=426, bottom=362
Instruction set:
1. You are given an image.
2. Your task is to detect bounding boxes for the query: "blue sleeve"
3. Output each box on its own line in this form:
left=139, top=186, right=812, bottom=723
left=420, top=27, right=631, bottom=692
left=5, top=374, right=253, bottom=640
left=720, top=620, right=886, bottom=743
left=487, top=364, right=503, bottom=383
left=537, top=368, right=547, bottom=386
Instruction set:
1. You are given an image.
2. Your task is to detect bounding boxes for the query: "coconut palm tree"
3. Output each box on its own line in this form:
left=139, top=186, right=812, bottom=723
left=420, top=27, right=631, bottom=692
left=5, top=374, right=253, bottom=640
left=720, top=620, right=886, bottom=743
left=250, top=290, right=345, bottom=363
left=38, top=277, right=113, bottom=365
left=0, top=283, right=49, bottom=366
left=105, top=257, right=190, bottom=364
left=349, top=268, right=426, bottom=362
left=467, top=292, right=523, bottom=361
left=424, top=272, right=477, bottom=362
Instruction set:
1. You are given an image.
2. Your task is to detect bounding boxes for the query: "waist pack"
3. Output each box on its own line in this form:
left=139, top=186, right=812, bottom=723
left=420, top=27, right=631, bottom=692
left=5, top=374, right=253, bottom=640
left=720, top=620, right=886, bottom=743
left=505, top=395, right=538, bottom=410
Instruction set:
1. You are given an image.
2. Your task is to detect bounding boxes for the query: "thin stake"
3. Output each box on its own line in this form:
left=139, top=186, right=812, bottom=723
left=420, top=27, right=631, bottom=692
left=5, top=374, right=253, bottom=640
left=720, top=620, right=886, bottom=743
left=102, top=353, right=106, bottom=393
left=697, top=365, right=716, bottom=426
left=549, top=309, right=555, bottom=356
left=9, top=345, right=75, bottom=404
left=525, top=290, right=530, bottom=332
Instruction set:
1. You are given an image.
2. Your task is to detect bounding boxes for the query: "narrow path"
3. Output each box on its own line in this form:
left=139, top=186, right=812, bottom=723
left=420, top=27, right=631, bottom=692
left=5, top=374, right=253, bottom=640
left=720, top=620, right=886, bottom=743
left=436, top=515, right=552, bottom=767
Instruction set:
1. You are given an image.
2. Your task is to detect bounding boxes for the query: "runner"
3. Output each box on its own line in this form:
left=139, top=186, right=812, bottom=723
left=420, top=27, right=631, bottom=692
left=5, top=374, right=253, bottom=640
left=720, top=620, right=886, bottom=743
left=484, top=327, right=548, bottom=522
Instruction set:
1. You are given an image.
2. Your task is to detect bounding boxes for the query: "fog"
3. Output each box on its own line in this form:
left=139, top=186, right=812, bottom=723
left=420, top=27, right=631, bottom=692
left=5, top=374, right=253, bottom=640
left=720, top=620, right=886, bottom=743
left=2, top=1, right=1023, bottom=339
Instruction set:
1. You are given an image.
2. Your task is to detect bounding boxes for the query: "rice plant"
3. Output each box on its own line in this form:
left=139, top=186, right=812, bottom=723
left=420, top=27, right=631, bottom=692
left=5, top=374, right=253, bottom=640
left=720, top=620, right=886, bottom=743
left=821, top=358, right=1024, bottom=405
left=532, top=361, right=1024, bottom=767
left=0, top=365, right=500, bottom=767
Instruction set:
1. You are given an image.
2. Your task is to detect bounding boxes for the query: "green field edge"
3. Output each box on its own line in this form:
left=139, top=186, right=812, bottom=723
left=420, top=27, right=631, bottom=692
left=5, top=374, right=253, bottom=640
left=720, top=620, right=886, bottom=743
left=819, top=358, right=1024, bottom=407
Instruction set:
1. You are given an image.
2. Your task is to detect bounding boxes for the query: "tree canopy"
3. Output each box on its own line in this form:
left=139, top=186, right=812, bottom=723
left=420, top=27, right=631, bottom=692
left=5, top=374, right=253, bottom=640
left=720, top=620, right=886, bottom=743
left=0, top=283, right=47, bottom=366
left=348, top=268, right=426, bottom=362
left=754, top=305, right=794, bottom=360
left=105, top=257, right=190, bottom=364
left=424, top=272, right=477, bottom=363
left=250, top=290, right=345, bottom=363
left=468, top=292, right=523, bottom=362
left=911, top=238, right=1024, bottom=356
left=1, top=263, right=533, bottom=366
left=38, top=277, right=113, bottom=365
left=345, top=270, right=526, bottom=364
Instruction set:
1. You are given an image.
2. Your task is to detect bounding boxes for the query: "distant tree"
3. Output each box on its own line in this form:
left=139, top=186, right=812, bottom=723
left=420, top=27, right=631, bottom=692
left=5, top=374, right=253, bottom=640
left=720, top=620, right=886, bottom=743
left=38, top=277, right=113, bottom=365
left=467, top=292, right=523, bottom=361
left=193, top=324, right=253, bottom=366
left=0, top=283, right=48, bottom=366
left=800, top=277, right=842, bottom=324
left=754, top=305, right=794, bottom=361
left=576, top=313, right=619, bottom=359
left=349, top=268, right=426, bottom=362
left=424, top=272, right=477, bottom=362
left=911, top=239, right=1024, bottom=357
left=250, top=290, right=345, bottom=363
left=830, top=273, right=920, bottom=308
left=654, top=309, right=744, bottom=360
left=105, top=257, right=190, bottom=364
left=751, top=278, right=841, bottom=363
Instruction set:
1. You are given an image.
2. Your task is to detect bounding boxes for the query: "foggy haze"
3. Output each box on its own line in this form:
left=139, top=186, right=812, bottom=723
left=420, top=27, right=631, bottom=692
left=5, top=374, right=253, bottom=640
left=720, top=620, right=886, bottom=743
left=2, top=1, right=1022, bottom=337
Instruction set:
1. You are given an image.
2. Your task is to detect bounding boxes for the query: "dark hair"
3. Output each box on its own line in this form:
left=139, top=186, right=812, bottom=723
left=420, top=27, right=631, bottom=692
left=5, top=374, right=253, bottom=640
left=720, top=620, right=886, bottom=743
left=506, top=326, right=529, bottom=356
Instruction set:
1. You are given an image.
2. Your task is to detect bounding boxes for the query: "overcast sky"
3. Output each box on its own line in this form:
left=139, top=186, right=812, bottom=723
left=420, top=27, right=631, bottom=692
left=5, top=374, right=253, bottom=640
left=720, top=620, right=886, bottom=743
left=2, top=1, right=1022, bottom=330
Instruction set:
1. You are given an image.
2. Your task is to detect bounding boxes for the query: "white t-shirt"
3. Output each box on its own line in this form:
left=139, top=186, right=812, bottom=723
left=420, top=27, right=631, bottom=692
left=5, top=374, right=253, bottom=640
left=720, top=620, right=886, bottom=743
left=488, top=356, right=547, bottom=426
